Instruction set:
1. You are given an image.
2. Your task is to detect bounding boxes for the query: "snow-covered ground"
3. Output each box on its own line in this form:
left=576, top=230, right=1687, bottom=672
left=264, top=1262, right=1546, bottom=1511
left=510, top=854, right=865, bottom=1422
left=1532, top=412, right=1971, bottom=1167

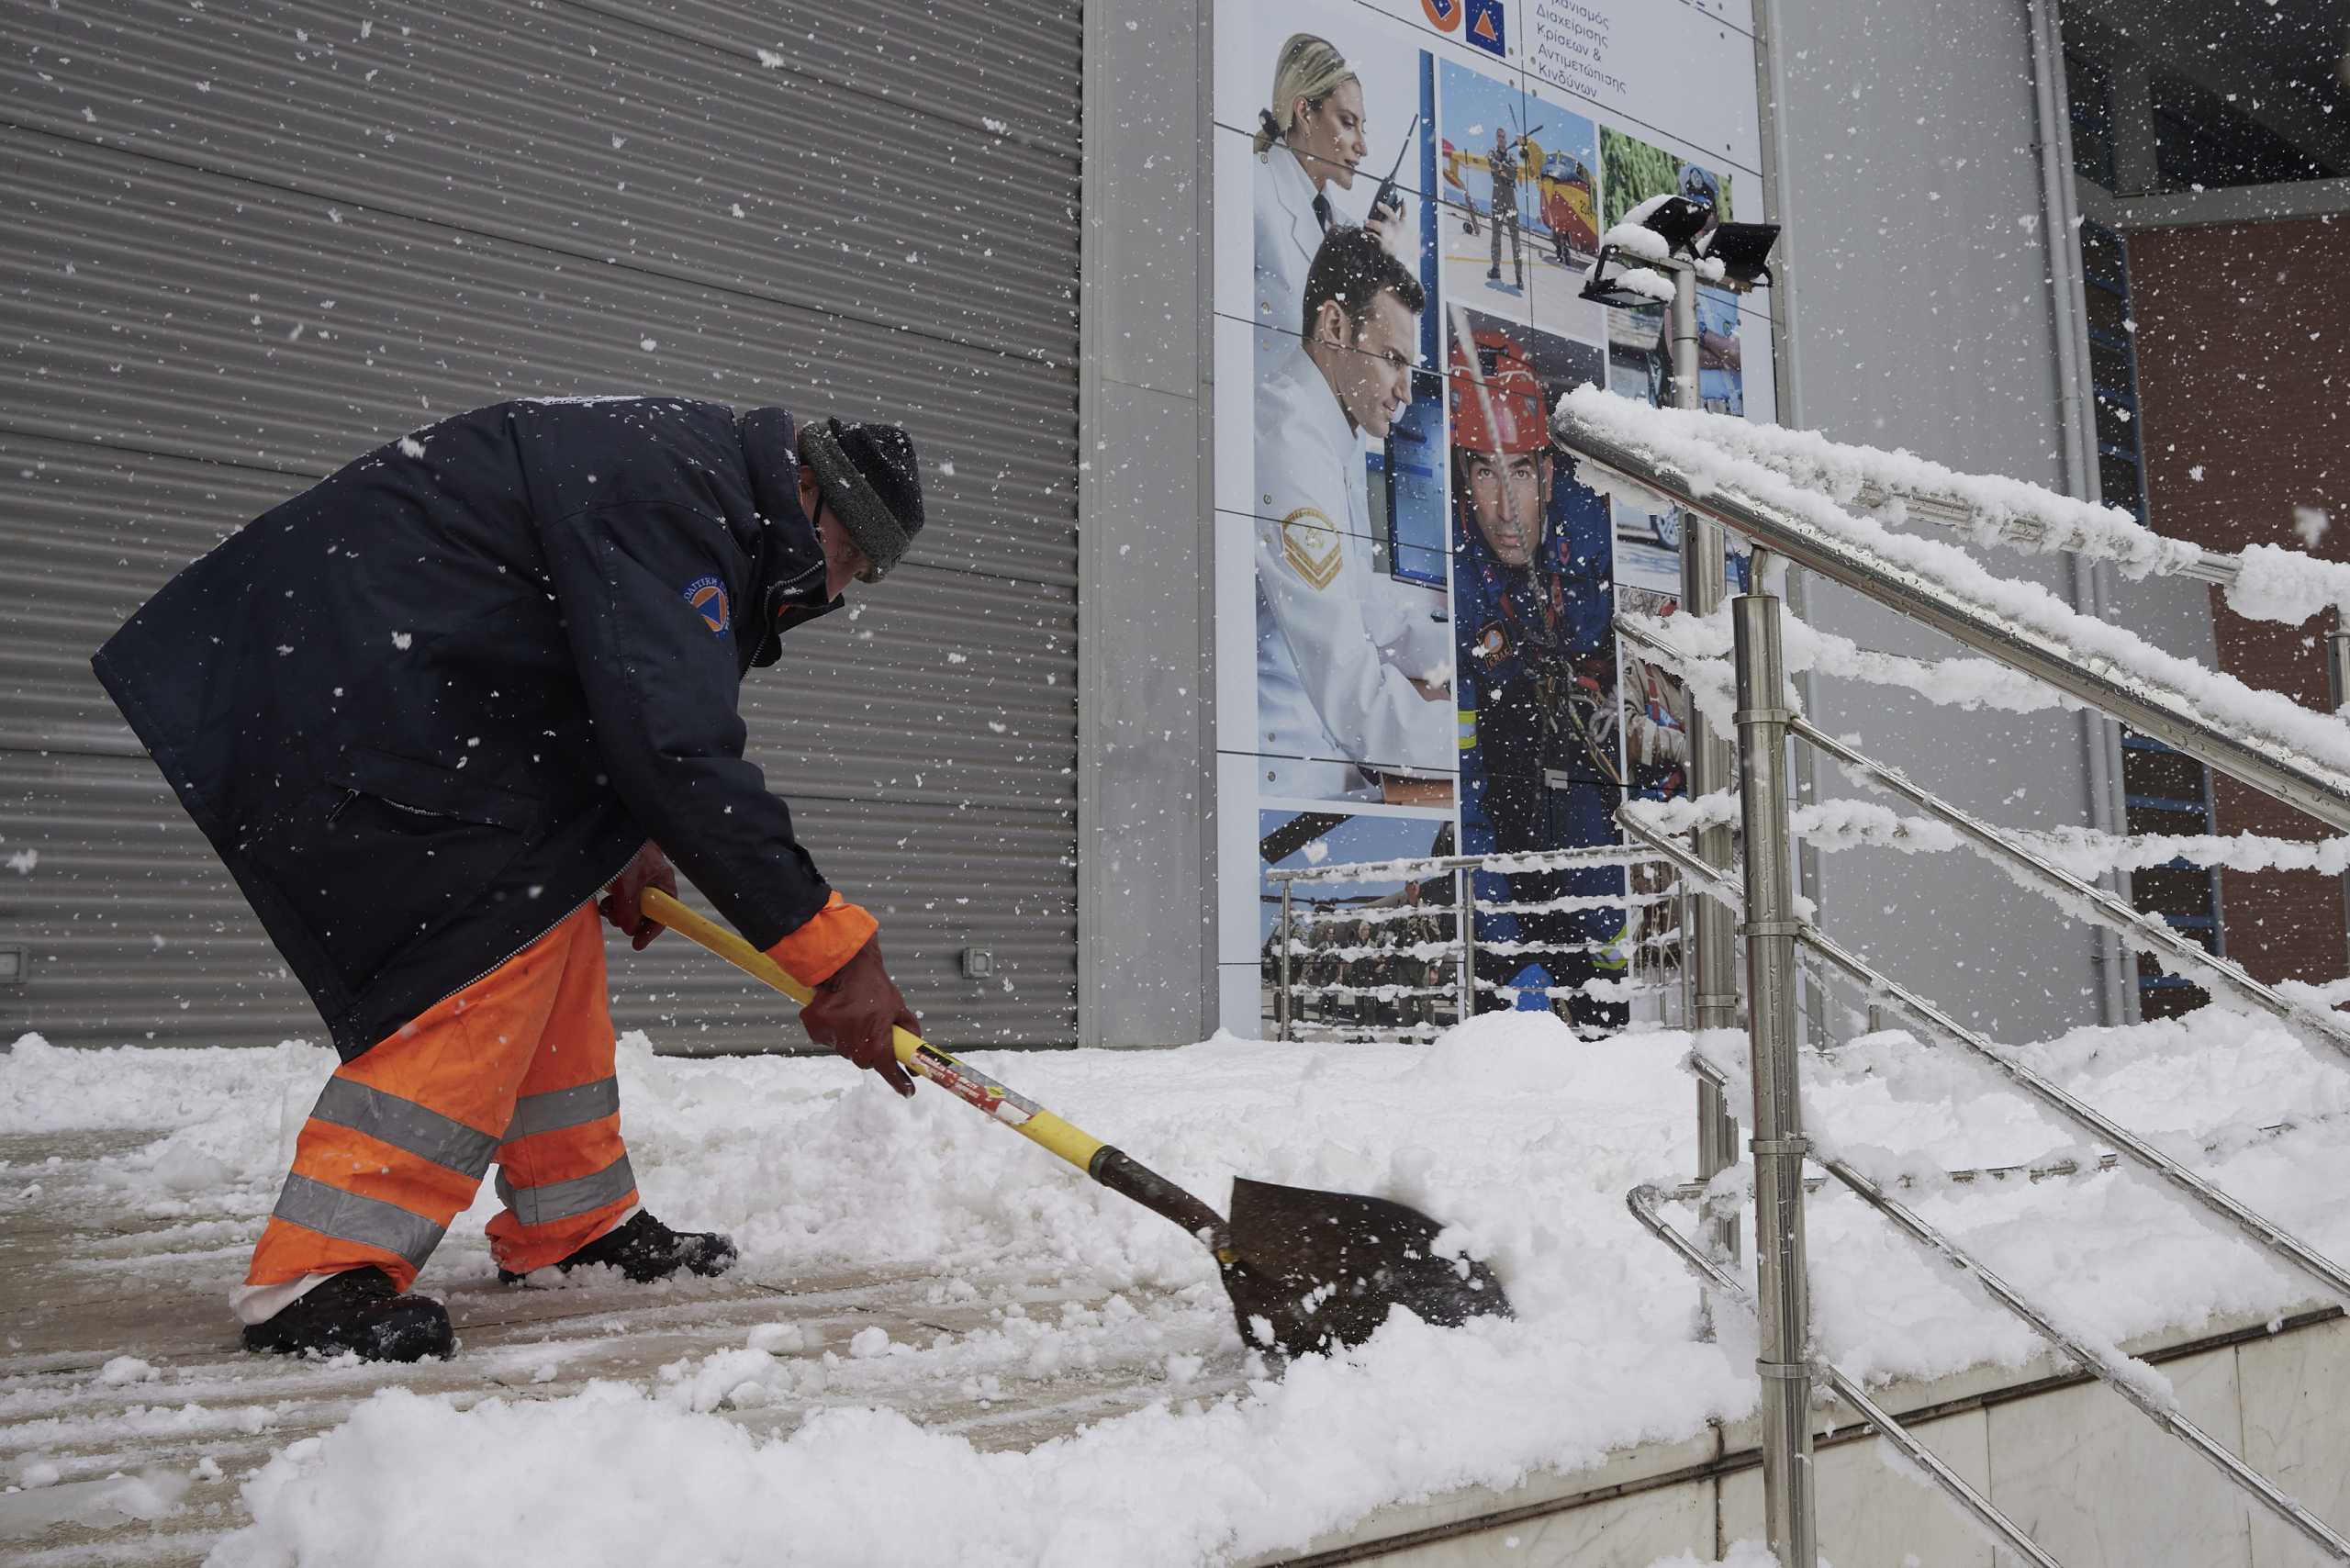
left=6, top=1002, right=2349, bottom=1565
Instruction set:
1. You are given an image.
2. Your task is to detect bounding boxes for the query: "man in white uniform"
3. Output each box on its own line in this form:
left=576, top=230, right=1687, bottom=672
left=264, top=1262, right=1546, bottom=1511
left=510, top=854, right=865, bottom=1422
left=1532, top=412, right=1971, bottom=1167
left=1256, top=225, right=1452, bottom=801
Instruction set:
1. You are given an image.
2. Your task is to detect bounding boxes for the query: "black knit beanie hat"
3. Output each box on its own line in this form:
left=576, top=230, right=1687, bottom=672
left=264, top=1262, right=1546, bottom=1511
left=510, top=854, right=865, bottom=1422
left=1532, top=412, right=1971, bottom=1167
left=798, top=418, right=925, bottom=582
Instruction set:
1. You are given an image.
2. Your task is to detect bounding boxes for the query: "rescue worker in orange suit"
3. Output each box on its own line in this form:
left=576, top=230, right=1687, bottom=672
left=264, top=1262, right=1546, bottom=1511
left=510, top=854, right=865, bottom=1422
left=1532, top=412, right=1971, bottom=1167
left=93, top=398, right=929, bottom=1361
left=1447, top=331, right=1628, bottom=1031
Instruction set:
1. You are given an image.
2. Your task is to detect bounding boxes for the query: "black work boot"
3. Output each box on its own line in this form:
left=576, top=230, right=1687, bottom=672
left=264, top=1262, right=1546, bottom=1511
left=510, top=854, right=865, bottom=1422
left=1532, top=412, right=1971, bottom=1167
left=498, top=1210, right=738, bottom=1285
left=241, top=1267, right=453, bottom=1362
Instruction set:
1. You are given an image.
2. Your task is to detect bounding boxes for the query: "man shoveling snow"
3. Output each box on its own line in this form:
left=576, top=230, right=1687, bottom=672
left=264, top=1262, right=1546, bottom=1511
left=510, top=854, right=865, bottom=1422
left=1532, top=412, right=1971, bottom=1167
left=92, top=398, right=930, bottom=1362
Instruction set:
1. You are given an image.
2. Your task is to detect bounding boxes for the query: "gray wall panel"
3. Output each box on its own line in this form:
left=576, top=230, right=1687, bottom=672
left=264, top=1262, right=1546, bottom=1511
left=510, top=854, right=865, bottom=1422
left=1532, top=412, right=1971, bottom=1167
left=3, top=134, right=1076, bottom=586
left=1766, top=0, right=2107, bottom=1044
left=0, top=439, right=1078, bottom=811
left=1074, top=0, right=1214, bottom=1046
left=564, top=0, right=1082, bottom=150
left=0, top=752, right=1072, bottom=1050
left=0, top=0, right=1080, bottom=1051
left=615, top=794, right=1077, bottom=1051
left=3, top=0, right=1077, bottom=353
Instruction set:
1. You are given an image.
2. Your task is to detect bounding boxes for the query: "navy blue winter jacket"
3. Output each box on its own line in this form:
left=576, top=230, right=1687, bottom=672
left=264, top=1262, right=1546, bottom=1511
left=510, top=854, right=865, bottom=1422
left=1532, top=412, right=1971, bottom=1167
left=94, top=397, right=843, bottom=1058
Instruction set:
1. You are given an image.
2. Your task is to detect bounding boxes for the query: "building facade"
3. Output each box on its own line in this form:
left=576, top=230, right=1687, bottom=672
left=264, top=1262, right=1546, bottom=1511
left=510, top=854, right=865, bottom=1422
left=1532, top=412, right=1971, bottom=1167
left=5, top=0, right=2343, bottom=1053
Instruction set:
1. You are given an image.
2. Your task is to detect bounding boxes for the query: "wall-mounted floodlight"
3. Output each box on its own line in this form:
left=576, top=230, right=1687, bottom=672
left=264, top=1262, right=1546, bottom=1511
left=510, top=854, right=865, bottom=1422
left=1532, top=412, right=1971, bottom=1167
left=1580, top=195, right=1712, bottom=308
left=1639, top=194, right=1715, bottom=252
left=1706, top=221, right=1781, bottom=289
left=1579, top=195, right=1781, bottom=308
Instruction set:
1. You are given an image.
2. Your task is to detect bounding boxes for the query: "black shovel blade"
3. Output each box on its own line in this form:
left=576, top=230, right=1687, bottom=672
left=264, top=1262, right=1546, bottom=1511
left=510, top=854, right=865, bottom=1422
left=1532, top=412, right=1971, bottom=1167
left=1221, top=1176, right=1512, bottom=1358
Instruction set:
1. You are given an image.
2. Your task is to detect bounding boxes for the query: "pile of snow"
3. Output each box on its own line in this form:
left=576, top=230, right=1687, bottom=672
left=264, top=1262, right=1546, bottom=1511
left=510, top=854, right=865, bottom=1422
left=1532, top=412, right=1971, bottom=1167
left=7, top=997, right=2349, bottom=1566
left=0, top=1468, right=189, bottom=1542
left=1643, top=1546, right=1780, bottom=1568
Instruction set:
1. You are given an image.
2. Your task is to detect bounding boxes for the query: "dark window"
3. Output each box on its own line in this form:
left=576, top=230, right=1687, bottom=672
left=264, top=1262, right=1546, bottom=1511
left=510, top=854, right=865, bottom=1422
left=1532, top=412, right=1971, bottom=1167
left=2065, top=48, right=2118, bottom=192
left=2124, top=745, right=2207, bottom=803
left=2093, top=392, right=2139, bottom=454
left=2098, top=455, right=2143, bottom=518
left=2084, top=283, right=2130, bottom=343
left=2121, top=729, right=2222, bottom=1015
left=2089, top=340, right=2134, bottom=400
left=2079, top=220, right=2144, bottom=521
left=2079, top=220, right=2126, bottom=291
left=2152, top=73, right=2341, bottom=195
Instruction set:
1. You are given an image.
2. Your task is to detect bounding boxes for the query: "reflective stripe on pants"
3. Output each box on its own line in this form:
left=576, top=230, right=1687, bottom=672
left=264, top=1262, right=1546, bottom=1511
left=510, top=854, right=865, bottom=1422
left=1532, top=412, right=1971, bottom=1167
left=246, top=902, right=641, bottom=1291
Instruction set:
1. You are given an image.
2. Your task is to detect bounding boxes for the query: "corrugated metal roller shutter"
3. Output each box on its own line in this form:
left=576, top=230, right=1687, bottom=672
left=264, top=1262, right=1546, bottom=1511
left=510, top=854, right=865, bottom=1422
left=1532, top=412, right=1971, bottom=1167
left=0, top=0, right=1081, bottom=1052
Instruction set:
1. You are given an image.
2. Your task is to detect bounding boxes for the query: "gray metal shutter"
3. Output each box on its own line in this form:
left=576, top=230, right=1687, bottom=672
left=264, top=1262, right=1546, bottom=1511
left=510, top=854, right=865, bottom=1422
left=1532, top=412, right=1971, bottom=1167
left=0, top=0, right=1080, bottom=1052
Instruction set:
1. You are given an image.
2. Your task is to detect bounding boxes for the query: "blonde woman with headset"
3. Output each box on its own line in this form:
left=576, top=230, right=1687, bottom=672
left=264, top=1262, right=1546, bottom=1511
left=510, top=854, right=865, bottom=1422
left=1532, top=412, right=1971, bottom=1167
left=1253, top=33, right=1407, bottom=380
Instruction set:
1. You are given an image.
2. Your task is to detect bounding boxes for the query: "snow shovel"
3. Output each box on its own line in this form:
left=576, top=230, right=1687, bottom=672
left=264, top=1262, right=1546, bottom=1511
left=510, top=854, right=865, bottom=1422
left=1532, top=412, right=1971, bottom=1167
left=640, top=888, right=1511, bottom=1357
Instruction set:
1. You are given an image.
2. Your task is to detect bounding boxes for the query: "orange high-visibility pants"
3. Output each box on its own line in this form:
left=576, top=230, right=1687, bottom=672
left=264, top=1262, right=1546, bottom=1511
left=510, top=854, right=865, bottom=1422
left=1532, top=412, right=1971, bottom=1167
left=246, top=902, right=638, bottom=1291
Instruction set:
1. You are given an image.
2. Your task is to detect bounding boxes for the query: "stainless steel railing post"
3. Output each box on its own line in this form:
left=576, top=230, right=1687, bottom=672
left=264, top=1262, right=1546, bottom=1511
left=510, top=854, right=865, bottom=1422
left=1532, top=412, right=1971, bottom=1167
left=1628, top=1185, right=2065, bottom=1568
left=1456, top=865, right=1478, bottom=1024
left=2331, top=624, right=2350, bottom=975
left=1679, top=887, right=1697, bottom=1031
left=1277, top=879, right=1294, bottom=1043
left=1673, top=263, right=1746, bottom=1267
left=1733, top=588, right=1817, bottom=1568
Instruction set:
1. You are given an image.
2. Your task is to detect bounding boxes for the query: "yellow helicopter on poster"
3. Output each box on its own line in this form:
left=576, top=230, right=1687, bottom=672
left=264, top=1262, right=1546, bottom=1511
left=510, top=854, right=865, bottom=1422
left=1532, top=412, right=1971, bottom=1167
left=1438, top=123, right=1598, bottom=265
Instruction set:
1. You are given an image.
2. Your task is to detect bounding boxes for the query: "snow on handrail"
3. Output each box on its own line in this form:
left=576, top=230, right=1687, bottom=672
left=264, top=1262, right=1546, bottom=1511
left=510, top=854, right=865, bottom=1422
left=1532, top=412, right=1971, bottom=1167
left=1556, top=386, right=2350, bottom=834
left=1627, top=790, right=1964, bottom=858
left=1793, top=717, right=2350, bottom=1062
left=1285, top=887, right=1676, bottom=924
left=1263, top=842, right=1667, bottom=886
left=1685, top=1042, right=2350, bottom=1562
left=1562, top=386, right=2350, bottom=628
left=2015, top=824, right=2350, bottom=880
left=1618, top=805, right=2350, bottom=1316
left=1608, top=610, right=2350, bottom=866
left=1627, top=1184, right=2066, bottom=1568
left=1619, top=607, right=2072, bottom=719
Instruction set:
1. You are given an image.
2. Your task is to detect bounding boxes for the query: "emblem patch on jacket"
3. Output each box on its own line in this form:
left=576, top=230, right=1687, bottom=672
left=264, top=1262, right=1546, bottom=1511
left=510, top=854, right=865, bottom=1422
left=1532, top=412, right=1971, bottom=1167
left=1279, top=507, right=1342, bottom=591
left=684, top=575, right=730, bottom=636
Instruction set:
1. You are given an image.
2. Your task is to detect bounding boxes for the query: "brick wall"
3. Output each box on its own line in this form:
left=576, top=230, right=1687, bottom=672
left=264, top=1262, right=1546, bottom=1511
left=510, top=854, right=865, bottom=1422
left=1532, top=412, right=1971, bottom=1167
left=2129, top=213, right=2350, bottom=986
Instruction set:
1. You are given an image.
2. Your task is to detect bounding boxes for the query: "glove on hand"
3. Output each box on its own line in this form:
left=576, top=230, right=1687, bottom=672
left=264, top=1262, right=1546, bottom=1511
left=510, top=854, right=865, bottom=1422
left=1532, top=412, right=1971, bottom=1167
left=800, top=936, right=919, bottom=1098
left=599, top=842, right=678, bottom=951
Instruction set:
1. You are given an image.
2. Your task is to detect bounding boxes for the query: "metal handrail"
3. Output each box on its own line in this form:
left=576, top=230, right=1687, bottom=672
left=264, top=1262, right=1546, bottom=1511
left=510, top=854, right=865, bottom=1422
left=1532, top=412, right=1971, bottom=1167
left=1567, top=375, right=2350, bottom=1563
left=1658, top=1091, right=2335, bottom=1202
left=1266, top=847, right=1684, bottom=1041
left=1555, top=412, right=2350, bottom=834
left=1262, top=843, right=1669, bottom=884
left=1617, top=600, right=2350, bottom=1062
left=1619, top=810, right=2350, bottom=1313
left=1627, top=1184, right=2065, bottom=1568
left=1677, top=1053, right=2350, bottom=1562
left=1793, top=717, right=2350, bottom=1062
left=1842, top=478, right=2242, bottom=588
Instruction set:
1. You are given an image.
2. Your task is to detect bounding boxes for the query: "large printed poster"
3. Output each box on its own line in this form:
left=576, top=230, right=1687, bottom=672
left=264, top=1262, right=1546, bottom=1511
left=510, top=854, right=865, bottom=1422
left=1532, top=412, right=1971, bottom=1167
left=1212, top=0, right=1772, bottom=1034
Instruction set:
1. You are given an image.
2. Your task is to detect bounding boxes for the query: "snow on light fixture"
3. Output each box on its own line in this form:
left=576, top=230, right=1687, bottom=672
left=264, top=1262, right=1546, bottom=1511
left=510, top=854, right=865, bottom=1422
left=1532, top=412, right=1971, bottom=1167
left=1580, top=191, right=1780, bottom=309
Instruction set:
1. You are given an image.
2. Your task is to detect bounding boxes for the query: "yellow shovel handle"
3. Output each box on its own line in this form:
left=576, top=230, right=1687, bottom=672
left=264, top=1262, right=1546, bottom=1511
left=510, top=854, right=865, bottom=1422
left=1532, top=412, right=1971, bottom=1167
left=638, top=888, right=1107, bottom=1176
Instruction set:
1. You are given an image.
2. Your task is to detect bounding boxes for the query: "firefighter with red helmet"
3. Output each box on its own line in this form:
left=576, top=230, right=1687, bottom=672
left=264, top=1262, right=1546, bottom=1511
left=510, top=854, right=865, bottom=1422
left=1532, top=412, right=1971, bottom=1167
left=1447, top=328, right=1628, bottom=1030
